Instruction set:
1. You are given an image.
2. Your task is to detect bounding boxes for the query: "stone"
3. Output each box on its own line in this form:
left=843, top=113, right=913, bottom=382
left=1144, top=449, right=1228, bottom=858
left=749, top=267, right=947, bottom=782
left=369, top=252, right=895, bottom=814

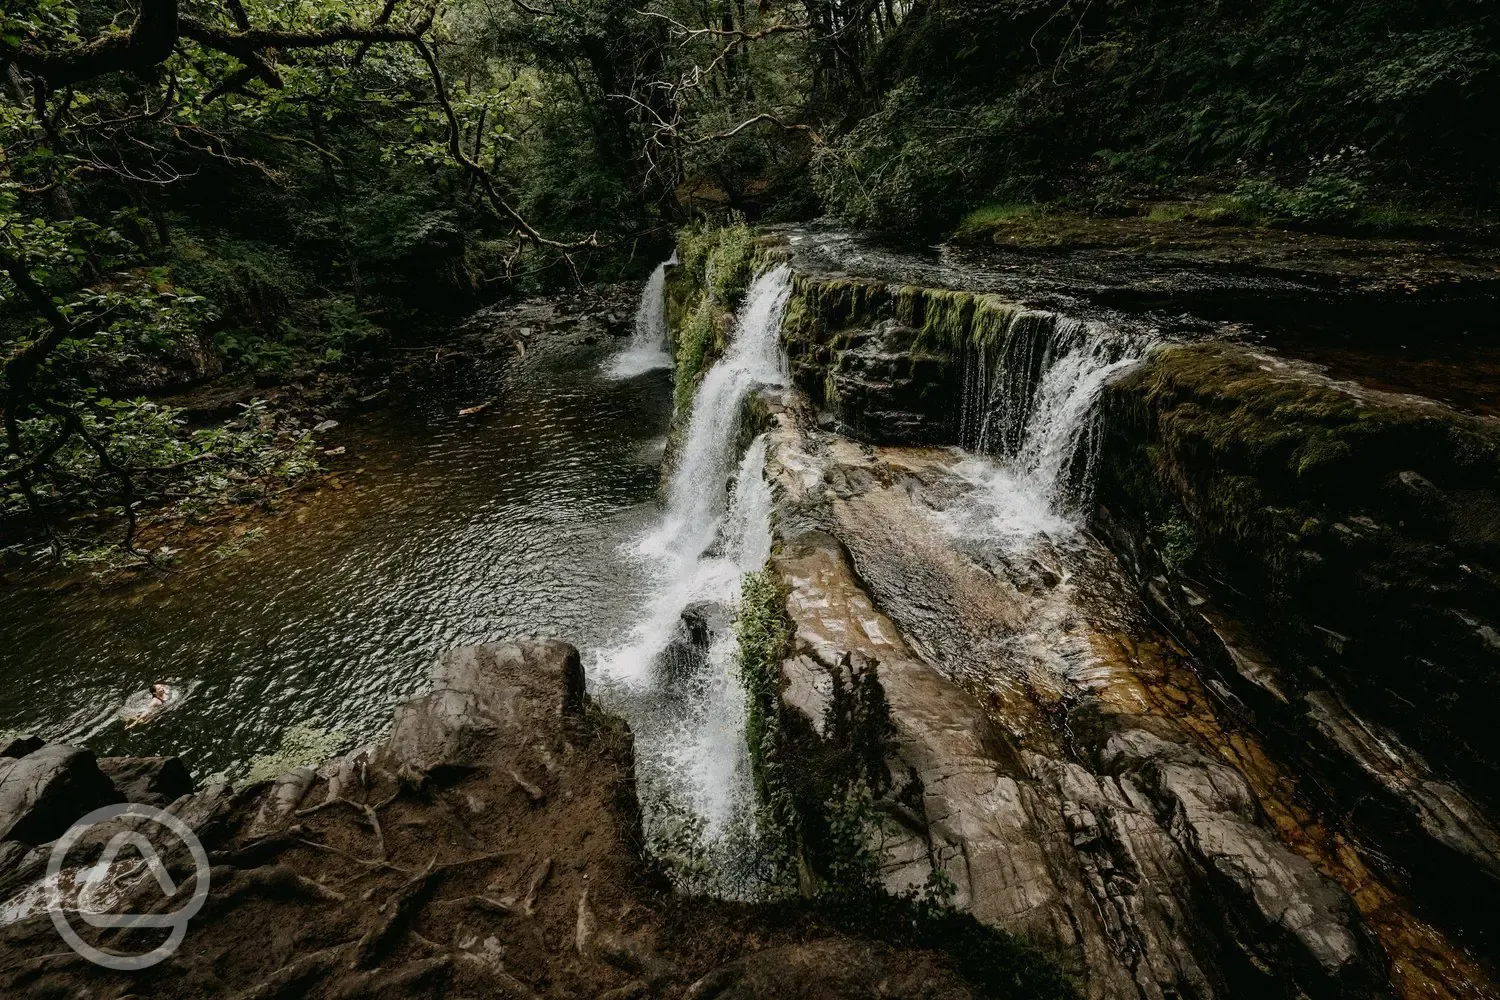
left=383, top=639, right=587, bottom=773
left=97, top=756, right=195, bottom=808
left=0, top=744, right=122, bottom=845
left=0, top=736, right=44, bottom=759
left=1100, top=729, right=1386, bottom=994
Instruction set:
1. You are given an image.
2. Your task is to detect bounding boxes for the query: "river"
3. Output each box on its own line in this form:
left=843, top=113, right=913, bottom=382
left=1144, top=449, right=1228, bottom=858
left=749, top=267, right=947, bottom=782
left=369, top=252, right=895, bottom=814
left=0, top=299, right=674, bottom=781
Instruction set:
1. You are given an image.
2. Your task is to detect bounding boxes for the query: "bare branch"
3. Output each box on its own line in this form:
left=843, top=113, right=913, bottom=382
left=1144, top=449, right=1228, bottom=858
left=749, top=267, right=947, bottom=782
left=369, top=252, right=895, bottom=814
left=410, top=38, right=596, bottom=276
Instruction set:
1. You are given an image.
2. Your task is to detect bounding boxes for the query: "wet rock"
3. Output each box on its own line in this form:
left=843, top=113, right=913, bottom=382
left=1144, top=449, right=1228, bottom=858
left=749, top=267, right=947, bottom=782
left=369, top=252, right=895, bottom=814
left=807, top=321, right=960, bottom=446
left=1100, top=730, right=1387, bottom=994
left=1096, top=340, right=1500, bottom=808
left=97, top=756, right=195, bottom=808
left=1302, top=690, right=1500, bottom=884
left=167, top=781, right=236, bottom=837
left=0, top=744, right=122, bottom=845
left=0, top=736, right=44, bottom=759
left=0, top=841, right=44, bottom=902
left=757, top=399, right=1426, bottom=999
left=384, top=639, right=587, bottom=773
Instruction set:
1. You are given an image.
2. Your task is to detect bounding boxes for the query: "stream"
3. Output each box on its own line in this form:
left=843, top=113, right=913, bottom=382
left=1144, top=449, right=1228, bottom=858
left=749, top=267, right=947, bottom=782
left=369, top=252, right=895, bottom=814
left=0, top=298, right=674, bottom=781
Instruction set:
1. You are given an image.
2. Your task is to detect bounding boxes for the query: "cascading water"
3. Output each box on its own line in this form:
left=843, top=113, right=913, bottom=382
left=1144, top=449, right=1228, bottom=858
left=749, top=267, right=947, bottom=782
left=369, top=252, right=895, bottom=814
left=946, top=309, right=1155, bottom=546
left=592, top=266, right=791, bottom=894
left=605, top=258, right=673, bottom=378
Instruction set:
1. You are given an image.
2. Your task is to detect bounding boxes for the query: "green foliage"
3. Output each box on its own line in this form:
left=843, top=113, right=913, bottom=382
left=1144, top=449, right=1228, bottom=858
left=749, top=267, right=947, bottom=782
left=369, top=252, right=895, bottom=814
left=812, top=0, right=1500, bottom=234
left=3, top=0, right=674, bottom=553
left=955, top=203, right=1045, bottom=238
left=738, top=569, right=792, bottom=796
left=706, top=224, right=757, bottom=306
left=1232, top=174, right=1365, bottom=229
left=735, top=568, right=802, bottom=893
left=820, top=779, right=882, bottom=891
left=2, top=397, right=314, bottom=527
left=1155, top=517, right=1198, bottom=573
left=669, top=221, right=760, bottom=415
left=677, top=221, right=757, bottom=306
left=813, top=81, right=1031, bottom=235
left=673, top=297, right=719, bottom=415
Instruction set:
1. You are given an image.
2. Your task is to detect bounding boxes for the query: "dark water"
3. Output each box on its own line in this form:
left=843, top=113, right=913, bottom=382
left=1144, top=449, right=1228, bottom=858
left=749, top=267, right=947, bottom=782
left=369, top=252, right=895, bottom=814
left=0, top=332, right=674, bottom=778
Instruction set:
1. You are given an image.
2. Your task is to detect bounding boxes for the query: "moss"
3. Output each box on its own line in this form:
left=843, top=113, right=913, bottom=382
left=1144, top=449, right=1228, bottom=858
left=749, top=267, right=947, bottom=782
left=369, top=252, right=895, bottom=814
left=1096, top=340, right=1500, bottom=793
left=953, top=201, right=1046, bottom=237
left=666, top=221, right=764, bottom=425
left=241, top=722, right=351, bottom=784
left=738, top=569, right=792, bottom=802
left=673, top=297, right=720, bottom=416
left=736, top=567, right=802, bottom=892
left=676, top=220, right=758, bottom=309
left=706, top=224, right=756, bottom=305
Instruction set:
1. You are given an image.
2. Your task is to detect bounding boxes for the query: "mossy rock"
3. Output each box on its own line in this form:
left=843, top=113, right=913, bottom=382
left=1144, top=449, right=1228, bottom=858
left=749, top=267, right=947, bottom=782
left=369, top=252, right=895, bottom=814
left=1096, top=341, right=1500, bottom=798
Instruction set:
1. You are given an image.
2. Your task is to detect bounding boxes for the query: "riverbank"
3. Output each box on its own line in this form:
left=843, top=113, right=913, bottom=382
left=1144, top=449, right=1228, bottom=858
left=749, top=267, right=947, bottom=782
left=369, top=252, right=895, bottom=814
left=0, top=284, right=644, bottom=588
left=0, top=639, right=1066, bottom=999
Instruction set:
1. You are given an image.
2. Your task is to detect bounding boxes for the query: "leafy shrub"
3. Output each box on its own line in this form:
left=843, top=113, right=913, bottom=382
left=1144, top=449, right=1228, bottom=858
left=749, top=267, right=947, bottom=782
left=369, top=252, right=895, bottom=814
left=1233, top=175, right=1366, bottom=228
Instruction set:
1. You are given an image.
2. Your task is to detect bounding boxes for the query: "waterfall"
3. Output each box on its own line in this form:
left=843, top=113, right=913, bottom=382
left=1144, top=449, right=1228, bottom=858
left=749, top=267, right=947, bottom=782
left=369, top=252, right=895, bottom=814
left=592, top=267, right=790, bottom=894
left=605, top=259, right=673, bottom=378
left=638, top=267, right=790, bottom=565
left=947, top=310, right=1154, bottom=546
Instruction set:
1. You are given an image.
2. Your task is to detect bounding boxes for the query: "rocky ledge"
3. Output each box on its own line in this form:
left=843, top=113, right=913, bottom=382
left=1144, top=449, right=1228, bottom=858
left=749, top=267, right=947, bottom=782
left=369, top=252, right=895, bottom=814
left=0, top=639, right=1030, bottom=1000
left=748, top=391, right=1500, bottom=1000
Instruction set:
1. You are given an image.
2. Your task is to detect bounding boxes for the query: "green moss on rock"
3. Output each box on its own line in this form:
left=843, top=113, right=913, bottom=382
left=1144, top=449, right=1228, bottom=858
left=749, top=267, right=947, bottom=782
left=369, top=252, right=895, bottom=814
left=1096, top=341, right=1500, bottom=795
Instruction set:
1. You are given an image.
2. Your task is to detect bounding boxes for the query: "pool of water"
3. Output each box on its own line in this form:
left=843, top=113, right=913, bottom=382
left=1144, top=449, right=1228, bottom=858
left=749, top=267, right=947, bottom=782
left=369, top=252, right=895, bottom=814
left=0, top=326, right=675, bottom=778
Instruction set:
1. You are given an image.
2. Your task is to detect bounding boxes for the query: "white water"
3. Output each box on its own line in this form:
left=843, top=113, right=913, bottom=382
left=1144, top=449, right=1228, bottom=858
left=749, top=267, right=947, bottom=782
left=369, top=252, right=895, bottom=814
left=944, top=312, right=1155, bottom=547
left=605, top=259, right=673, bottom=378
left=592, top=267, right=790, bottom=888
left=637, top=267, right=790, bottom=566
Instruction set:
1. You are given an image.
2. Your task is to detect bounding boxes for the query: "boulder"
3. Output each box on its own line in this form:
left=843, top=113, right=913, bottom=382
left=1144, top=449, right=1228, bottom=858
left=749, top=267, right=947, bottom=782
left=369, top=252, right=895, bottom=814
left=0, top=744, right=123, bottom=845
left=0, top=735, right=44, bottom=759
left=97, top=755, right=195, bottom=808
left=383, top=639, right=586, bottom=774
